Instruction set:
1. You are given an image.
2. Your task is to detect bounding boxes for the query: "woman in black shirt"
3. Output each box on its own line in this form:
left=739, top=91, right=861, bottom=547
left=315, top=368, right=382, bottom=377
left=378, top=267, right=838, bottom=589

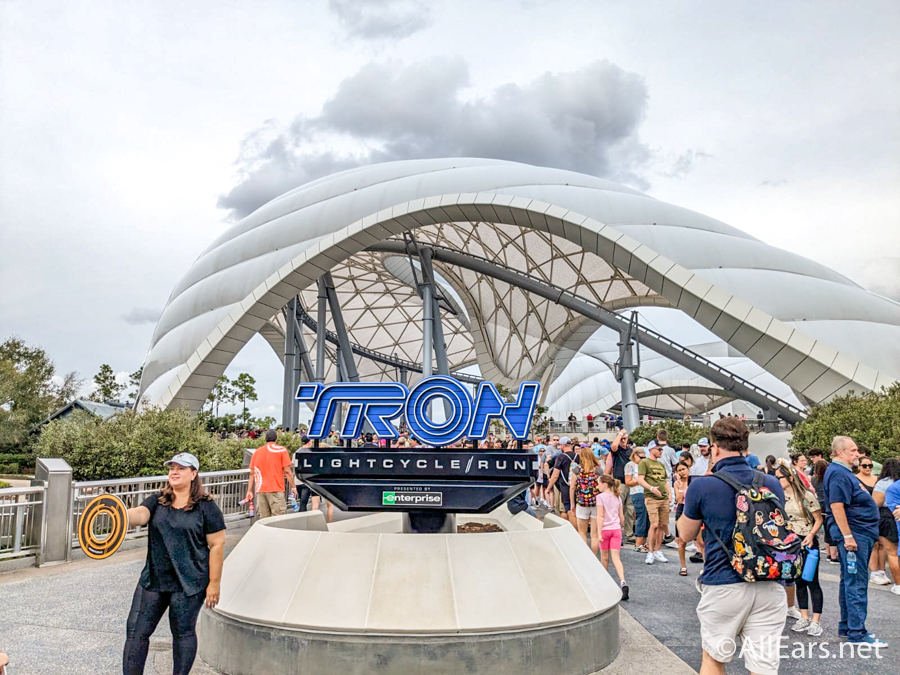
left=123, top=452, right=226, bottom=674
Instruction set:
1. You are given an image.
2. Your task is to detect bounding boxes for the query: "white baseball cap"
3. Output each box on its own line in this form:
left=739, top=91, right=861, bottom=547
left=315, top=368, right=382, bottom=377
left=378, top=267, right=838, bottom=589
left=698, top=437, right=710, bottom=447
left=165, top=452, right=199, bottom=470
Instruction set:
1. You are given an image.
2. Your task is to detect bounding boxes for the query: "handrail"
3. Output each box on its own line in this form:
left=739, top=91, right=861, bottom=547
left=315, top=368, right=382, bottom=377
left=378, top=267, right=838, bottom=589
left=73, top=468, right=249, bottom=489
left=369, top=240, right=807, bottom=423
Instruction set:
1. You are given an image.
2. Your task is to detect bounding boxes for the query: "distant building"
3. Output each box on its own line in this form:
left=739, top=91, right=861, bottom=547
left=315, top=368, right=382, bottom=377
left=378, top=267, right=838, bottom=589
left=35, top=399, right=130, bottom=431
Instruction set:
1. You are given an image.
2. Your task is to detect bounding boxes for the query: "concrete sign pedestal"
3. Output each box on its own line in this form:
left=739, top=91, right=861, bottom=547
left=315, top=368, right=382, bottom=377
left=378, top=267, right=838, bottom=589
left=199, top=509, right=621, bottom=675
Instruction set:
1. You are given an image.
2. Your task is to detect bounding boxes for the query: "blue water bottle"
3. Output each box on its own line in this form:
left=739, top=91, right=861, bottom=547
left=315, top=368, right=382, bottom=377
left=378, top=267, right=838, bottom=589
left=801, top=546, right=819, bottom=582
left=847, top=551, right=857, bottom=574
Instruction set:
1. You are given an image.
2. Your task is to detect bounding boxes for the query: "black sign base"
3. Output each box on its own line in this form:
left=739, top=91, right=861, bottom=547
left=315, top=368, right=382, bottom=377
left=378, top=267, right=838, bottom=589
left=297, top=449, right=538, bottom=514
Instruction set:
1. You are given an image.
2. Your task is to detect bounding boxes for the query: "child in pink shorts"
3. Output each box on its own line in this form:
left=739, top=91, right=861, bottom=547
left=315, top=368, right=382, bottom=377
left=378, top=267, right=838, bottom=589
left=597, top=475, right=629, bottom=600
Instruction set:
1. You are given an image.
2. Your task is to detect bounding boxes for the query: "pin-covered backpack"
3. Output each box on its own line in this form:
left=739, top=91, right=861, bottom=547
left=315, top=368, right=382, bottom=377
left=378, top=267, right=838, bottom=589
left=708, top=471, right=803, bottom=582
left=573, top=466, right=601, bottom=507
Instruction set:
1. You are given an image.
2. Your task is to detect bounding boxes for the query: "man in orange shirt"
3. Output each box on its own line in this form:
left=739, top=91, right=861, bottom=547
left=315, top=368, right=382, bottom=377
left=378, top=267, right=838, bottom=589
left=246, top=429, right=297, bottom=518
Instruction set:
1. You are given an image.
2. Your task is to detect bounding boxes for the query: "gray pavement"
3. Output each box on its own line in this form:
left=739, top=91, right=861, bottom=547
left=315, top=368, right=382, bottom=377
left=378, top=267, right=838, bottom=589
left=617, top=543, right=898, bottom=675
left=4, top=504, right=894, bottom=675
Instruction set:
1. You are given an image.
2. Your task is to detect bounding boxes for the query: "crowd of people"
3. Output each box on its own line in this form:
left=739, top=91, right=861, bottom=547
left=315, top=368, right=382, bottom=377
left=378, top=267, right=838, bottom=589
left=8, top=423, right=885, bottom=675
left=532, top=420, right=900, bottom=673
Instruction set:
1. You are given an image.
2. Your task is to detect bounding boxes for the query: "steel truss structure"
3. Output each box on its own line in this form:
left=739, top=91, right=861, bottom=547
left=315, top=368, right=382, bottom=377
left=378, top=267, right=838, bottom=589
left=138, top=159, right=900, bottom=424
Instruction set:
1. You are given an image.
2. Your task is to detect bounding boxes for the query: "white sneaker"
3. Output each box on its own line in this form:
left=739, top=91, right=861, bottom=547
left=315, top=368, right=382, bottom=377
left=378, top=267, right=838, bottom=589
left=870, top=570, right=891, bottom=585
left=665, top=540, right=679, bottom=549
left=786, top=606, right=802, bottom=620
left=791, top=618, right=810, bottom=632
left=890, top=585, right=900, bottom=595
left=686, top=542, right=698, bottom=553
left=645, top=552, right=655, bottom=565
left=807, top=621, right=823, bottom=637
left=654, top=550, right=668, bottom=563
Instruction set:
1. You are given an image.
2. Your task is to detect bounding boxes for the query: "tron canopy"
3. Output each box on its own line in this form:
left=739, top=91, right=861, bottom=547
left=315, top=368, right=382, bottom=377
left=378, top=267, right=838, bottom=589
left=138, top=158, right=900, bottom=415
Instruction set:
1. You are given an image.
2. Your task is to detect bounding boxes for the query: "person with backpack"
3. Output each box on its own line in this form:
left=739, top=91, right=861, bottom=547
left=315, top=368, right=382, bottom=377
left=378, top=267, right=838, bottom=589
left=677, top=417, right=791, bottom=675
left=546, top=436, right=579, bottom=526
left=569, top=446, right=603, bottom=554
left=775, top=463, right=824, bottom=636
left=597, top=474, right=628, bottom=601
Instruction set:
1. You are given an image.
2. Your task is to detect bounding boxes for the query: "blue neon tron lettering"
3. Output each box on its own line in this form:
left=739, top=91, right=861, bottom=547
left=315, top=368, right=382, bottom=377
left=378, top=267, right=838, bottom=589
left=296, top=376, right=540, bottom=444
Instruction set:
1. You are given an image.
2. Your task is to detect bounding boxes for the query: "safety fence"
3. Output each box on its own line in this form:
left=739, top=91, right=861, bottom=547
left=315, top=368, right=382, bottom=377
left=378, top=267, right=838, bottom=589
left=0, top=467, right=250, bottom=565
left=69, top=469, right=251, bottom=548
left=0, top=486, right=46, bottom=560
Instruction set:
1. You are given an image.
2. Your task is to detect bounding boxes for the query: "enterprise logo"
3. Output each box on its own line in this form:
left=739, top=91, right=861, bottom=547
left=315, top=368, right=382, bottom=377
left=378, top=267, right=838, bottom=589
left=382, top=491, right=443, bottom=507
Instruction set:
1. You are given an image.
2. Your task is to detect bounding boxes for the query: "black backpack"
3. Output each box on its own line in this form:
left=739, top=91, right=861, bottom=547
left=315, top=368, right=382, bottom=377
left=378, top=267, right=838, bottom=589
left=706, top=471, right=803, bottom=582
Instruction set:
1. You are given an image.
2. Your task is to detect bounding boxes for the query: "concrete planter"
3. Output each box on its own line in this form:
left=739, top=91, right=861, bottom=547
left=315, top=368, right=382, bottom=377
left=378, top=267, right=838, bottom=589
left=199, top=509, right=621, bottom=674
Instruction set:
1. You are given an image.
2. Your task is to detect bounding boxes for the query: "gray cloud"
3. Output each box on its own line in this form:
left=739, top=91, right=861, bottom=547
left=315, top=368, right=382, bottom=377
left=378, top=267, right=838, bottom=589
left=664, top=149, right=712, bottom=179
left=123, top=307, right=162, bottom=325
left=328, top=0, right=432, bottom=40
left=218, top=58, right=651, bottom=219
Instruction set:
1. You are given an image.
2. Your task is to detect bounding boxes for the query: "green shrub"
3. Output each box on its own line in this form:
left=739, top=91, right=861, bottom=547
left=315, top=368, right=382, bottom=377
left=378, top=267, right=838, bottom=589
left=628, top=420, right=710, bottom=448
left=33, top=407, right=246, bottom=481
left=789, top=383, right=900, bottom=464
left=0, top=480, right=10, bottom=489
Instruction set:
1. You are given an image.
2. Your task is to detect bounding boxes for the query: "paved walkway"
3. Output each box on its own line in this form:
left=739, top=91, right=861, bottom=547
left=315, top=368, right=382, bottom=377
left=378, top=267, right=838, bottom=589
left=618, top=543, right=897, bottom=675
left=2, top=511, right=896, bottom=675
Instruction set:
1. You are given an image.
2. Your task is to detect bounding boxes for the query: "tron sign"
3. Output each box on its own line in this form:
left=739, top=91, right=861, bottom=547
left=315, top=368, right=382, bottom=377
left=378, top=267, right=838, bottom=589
left=296, top=375, right=540, bottom=447
left=294, top=376, right=541, bottom=516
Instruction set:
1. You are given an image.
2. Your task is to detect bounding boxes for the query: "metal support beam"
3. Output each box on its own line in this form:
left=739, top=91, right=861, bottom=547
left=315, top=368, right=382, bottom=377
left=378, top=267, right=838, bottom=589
left=421, top=283, right=434, bottom=378
left=323, top=272, right=360, bottom=382
left=282, top=298, right=297, bottom=430
left=418, top=248, right=450, bottom=377
left=616, top=313, right=641, bottom=433
left=291, top=301, right=315, bottom=382
left=367, top=240, right=805, bottom=424
left=763, top=407, right=779, bottom=433
left=315, top=278, right=327, bottom=384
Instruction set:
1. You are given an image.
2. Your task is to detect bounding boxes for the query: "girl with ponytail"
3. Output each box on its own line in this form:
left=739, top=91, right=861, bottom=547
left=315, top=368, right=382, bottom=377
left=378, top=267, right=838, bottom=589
left=597, top=474, right=628, bottom=600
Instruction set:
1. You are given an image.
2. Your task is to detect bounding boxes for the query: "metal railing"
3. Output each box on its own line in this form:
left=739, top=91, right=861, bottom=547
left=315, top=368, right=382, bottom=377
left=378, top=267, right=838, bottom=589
left=0, top=486, right=45, bottom=560
left=69, top=469, right=250, bottom=548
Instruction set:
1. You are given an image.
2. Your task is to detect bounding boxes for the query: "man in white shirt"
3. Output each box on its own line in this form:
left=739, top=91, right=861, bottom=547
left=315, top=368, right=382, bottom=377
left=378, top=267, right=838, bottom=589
left=691, top=437, right=711, bottom=475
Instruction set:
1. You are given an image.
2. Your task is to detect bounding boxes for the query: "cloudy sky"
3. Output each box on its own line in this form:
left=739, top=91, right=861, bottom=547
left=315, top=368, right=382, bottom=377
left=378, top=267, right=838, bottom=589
left=1, top=0, right=898, bottom=422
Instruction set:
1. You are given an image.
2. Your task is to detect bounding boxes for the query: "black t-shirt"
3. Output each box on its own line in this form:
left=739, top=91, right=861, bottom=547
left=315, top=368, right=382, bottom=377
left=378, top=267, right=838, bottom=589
left=139, top=493, right=226, bottom=596
left=550, top=451, right=578, bottom=490
left=609, top=445, right=630, bottom=481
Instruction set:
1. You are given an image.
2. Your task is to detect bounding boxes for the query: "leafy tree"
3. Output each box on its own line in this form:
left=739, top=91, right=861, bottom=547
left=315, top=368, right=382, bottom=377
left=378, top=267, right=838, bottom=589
left=127, top=366, right=144, bottom=406
left=0, top=337, right=80, bottom=455
left=254, top=415, right=277, bottom=429
left=230, top=373, right=258, bottom=426
left=628, top=420, right=710, bottom=448
left=207, top=376, right=235, bottom=417
left=89, top=364, right=125, bottom=402
left=33, top=407, right=245, bottom=481
left=789, top=384, right=900, bottom=464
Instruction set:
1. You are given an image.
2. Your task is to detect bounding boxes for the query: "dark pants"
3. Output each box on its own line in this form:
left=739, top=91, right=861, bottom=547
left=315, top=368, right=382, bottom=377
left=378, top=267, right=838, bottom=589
left=298, top=483, right=312, bottom=511
left=796, top=558, right=824, bottom=614
left=123, top=584, right=205, bottom=674
left=632, top=492, right=649, bottom=538
left=831, top=528, right=874, bottom=641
